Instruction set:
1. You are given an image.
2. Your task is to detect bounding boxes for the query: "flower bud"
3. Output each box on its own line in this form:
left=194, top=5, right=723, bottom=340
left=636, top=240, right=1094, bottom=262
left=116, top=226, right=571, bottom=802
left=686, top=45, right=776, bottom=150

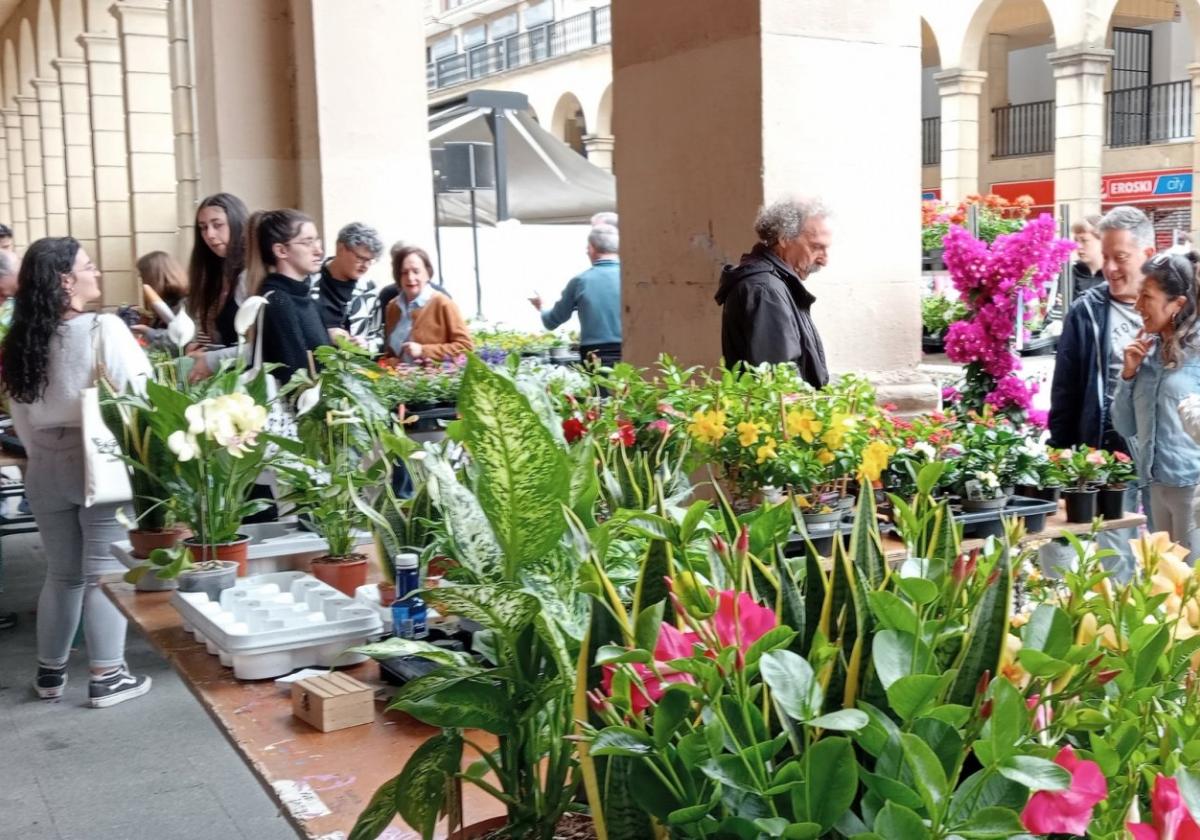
left=975, top=669, right=991, bottom=697
left=673, top=571, right=716, bottom=620
left=979, top=699, right=993, bottom=719
left=1096, top=669, right=1120, bottom=685
left=736, top=525, right=750, bottom=555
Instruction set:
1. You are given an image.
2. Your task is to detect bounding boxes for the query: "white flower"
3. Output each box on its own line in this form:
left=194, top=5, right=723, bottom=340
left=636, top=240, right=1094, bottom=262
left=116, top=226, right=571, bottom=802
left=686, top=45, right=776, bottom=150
left=184, top=403, right=206, bottom=435
left=911, top=441, right=937, bottom=460
left=167, top=430, right=199, bottom=462
left=978, top=470, right=1000, bottom=489
left=234, top=295, right=268, bottom=338
left=296, top=382, right=321, bottom=417
left=166, top=308, right=196, bottom=349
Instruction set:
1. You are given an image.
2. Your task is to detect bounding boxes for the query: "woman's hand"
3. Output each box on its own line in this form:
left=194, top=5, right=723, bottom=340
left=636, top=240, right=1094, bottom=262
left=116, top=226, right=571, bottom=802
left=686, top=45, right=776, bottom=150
left=1122, top=329, right=1154, bottom=380
left=187, top=350, right=212, bottom=383
left=402, top=341, right=424, bottom=359
left=130, top=324, right=150, bottom=335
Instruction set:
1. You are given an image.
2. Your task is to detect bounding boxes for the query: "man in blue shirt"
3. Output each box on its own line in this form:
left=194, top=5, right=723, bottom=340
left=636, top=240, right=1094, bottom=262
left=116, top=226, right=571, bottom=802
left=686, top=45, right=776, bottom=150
left=530, top=224, right=622, bottom=365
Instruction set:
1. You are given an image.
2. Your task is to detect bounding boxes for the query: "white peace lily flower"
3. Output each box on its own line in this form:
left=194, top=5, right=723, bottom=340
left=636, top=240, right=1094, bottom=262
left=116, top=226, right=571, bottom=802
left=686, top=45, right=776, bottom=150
left=296, top=382, right=321, bottom=417
left=234, top=296, right=268, bottom=338
left=166, top=308, right=196, bottom=349
left=184, top=403, right=206, bottom=435
left=979, top=470, right=1000, bottom=489
left=911, top=441, right=937, bottom=460
left=167, top=430, right=199, bottom=462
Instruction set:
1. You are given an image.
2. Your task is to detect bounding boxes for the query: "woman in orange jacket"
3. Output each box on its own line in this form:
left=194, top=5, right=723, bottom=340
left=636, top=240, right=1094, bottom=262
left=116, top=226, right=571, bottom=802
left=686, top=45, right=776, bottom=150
left=382, top=245, right=472, bottom=361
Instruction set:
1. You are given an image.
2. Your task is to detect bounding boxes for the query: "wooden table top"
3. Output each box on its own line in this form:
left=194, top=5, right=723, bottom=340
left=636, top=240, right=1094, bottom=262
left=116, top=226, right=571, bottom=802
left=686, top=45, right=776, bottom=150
left=102, top=581, right=504, bottom=840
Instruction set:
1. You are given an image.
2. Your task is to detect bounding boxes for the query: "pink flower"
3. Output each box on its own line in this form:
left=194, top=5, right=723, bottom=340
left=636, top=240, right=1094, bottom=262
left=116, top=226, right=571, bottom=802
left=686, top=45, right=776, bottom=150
left=647, top=419, right=671, bottom=435
left=1086, top=450, right=1107, bottom=466
left=1026, top=694, right=1052, bottom=733
left=562, top=417, right=586, bottom=443
left=709, top=590, right=778, bottom=660
left=1021, top=746, right=1107, bottom=835
left=1127, top=775, right=1200, bottom=840
left=611, top=419, right=636, bottom=448
left=601, top=622, right=697, bottom=715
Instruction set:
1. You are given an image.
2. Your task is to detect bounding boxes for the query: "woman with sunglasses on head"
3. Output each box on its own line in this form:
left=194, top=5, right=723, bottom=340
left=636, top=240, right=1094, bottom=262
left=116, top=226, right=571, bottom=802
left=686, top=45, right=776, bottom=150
left=1, top=237, right=153, bottom=707
left=1112, top=251, right=1200, bottom=559
left=245, top=209, right=331, bottom=384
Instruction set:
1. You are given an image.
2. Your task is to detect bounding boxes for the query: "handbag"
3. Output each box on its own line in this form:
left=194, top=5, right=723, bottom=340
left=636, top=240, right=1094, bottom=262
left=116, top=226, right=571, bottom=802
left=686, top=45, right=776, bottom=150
left=82, top=315, right=133, bottom=507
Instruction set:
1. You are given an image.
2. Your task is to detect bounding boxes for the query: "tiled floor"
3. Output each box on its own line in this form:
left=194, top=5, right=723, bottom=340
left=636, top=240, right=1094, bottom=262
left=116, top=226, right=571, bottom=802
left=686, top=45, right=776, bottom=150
left=0, top=532, right=297, bottom=840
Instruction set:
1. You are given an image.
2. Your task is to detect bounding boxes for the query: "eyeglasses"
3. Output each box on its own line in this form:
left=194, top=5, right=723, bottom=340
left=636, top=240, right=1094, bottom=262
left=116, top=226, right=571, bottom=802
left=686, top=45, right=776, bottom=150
left=288, top=237, right=322, bottom=250
left=350, top=250, right=376, bottom=268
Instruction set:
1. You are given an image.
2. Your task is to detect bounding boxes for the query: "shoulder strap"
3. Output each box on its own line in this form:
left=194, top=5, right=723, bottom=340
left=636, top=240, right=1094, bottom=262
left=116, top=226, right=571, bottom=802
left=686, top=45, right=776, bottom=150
left=89, top=313, right=106, bottom=386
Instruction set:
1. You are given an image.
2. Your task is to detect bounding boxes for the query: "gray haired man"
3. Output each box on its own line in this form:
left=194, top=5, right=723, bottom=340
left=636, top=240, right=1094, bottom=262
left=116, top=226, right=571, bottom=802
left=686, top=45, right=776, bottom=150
left=311, top=221, right=386, bottom=348
left=714, top=196, right=832, bottom=387
left=529, top=224, right=622, bottom=365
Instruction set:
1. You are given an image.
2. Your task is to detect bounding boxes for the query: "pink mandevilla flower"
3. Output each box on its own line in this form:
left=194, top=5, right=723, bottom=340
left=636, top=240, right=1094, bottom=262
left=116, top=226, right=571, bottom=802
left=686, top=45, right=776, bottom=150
left=1020, top=745, right=1107, bottom=836
left=1127, top=775, right=1200, bottom=840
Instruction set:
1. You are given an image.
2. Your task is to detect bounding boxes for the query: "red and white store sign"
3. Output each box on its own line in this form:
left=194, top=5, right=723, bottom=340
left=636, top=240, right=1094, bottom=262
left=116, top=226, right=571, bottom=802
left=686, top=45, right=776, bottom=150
left=1100, top=167, right=1191, bottom=205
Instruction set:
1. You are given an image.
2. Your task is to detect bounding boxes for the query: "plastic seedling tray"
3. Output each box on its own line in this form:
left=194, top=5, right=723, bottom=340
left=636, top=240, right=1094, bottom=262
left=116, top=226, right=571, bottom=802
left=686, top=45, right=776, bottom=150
left=953, top=495, right=1057, bottom=539
left=171, top=571, right=383, bottom=680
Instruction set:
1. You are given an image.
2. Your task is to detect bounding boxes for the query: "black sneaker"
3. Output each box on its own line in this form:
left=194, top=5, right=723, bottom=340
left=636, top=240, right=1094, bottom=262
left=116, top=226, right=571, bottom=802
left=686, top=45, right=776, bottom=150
left=35, top=664, right=67, bottom=700
left=88, top=665, right=151, bottom=708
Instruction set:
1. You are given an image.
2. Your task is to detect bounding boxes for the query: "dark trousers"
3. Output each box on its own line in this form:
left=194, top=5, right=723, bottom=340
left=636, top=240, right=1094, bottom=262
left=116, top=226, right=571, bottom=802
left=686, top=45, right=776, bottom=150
left=580, top=343, right=622, bottom=367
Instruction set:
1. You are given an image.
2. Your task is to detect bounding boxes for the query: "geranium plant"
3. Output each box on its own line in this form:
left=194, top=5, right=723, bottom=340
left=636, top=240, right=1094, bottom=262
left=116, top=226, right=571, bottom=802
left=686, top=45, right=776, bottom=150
left=1053, top=445, right=1108, bottom=490
left=922, top=192, right=1033, bottom=252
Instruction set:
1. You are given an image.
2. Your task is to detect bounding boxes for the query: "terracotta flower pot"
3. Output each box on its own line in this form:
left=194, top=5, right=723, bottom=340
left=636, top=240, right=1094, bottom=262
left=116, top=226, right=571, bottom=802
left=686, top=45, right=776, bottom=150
left=128, top=527, right=188, bottom=559
left=449, top=813, right=595, bottom=840
left=183, top=535, right=251, bottom=576
left=310, top=554, right=368, bottom=596
left=377, top=581, right=396, bottom=607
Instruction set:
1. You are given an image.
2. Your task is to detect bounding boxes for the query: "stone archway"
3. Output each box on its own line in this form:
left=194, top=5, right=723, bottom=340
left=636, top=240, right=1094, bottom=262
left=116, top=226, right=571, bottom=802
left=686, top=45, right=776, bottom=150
left=550, top=91, right=587, bottom=156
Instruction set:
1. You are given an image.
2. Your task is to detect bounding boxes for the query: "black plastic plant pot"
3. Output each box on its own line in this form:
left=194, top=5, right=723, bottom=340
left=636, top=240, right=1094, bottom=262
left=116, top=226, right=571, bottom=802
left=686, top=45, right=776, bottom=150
left=1063, top=489, right=1098, bottom=524
left=1098, top=486, right=1126, bottom=520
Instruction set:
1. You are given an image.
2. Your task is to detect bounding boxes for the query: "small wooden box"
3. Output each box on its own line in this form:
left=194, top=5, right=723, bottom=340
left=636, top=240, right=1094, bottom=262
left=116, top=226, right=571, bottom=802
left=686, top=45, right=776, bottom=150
left=291, top=673, right=375, bottom=733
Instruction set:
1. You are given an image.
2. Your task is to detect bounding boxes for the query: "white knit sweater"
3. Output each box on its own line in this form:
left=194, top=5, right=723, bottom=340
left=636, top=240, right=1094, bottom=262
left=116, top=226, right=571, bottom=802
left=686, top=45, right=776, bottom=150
left=9, top=313, right=152, bottom=439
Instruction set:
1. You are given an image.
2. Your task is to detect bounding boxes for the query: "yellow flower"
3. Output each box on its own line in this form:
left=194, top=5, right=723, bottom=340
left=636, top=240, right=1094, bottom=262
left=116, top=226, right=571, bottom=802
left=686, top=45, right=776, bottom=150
left=737, top=421, right=761, bottom=448
left=1076, top=612, right=1121, bottom=650
left=816, top=448, right=836, bottom=466
left=1135, top=532, right=1200, bottom=627
left=688, top=409, right=727, bottom=446
left=999, top=633, right=1030, bottom=690
left=363, top=369, right=382, bottom=381
left=857, top=440, right=894, bottom=483
left=786, top=409, right=822, bottom=443
left=756, top=436, right=778, bottom=465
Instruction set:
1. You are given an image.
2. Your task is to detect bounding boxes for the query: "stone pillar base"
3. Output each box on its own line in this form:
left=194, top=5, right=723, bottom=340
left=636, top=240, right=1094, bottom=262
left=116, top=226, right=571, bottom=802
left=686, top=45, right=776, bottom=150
left=864, top=369, right=942, bottom=416
left=582, top=133, right=614, bottom=172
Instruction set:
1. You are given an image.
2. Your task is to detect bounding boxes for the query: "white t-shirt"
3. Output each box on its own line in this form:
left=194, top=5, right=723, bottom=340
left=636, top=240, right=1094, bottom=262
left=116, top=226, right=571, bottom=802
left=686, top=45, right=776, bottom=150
left=9, top=313, right=152, bottom=438
left=1107, top=299, right=1142, bottom=404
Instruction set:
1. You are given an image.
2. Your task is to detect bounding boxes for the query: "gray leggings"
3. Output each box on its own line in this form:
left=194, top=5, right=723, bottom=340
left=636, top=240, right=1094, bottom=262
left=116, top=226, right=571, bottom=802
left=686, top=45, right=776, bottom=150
left=25, top=427, right=128, bottom=669
left=1149, top=483, right=1200, bottom=562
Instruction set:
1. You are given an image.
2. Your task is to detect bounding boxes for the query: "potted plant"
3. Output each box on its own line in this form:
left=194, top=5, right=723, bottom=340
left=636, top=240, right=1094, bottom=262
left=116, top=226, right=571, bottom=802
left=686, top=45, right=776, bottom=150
left=1056, top=445, right=1107, bottom=523
left=1098, top=449, right=1136, bottom=520
left=350, top=356, right=589, bottom=840
left=920, top=292, right=967, bottom=353
left=951, top=415, right=1015, bottom=511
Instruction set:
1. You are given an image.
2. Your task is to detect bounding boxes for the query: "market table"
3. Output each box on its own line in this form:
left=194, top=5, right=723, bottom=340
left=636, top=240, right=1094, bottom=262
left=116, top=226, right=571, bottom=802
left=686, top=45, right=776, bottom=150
left=101, top=580, right=505, bottom=840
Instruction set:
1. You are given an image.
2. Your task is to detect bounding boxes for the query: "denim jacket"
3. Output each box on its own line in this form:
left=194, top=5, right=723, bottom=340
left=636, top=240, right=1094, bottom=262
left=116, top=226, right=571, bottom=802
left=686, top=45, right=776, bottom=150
left=1111, top=342, right=1200, bottom=487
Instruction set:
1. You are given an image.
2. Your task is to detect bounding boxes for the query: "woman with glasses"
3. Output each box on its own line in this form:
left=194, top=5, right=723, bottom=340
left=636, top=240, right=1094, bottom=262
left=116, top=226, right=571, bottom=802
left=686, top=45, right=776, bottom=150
left=246, top=209, right=331, bottom=385
left=2, top=237, right=153, bottom=707
left=1112, top=251, right=1200, bottom=559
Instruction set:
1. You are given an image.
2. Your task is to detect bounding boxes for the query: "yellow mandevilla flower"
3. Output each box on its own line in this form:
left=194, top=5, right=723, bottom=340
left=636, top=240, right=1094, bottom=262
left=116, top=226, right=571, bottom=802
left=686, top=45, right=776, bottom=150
left=816, top=449, right=836, bottom=466
left=756, top=436, right=778, bottom=465
left=785, top=409, right=822, bottom=443
left=858, top=440, right=895, bottom=483
left=688, top=409, right=727, bottom=446
left=737, top=421, right=762, bottom=448
left=821, top=411, right=857, bottom=450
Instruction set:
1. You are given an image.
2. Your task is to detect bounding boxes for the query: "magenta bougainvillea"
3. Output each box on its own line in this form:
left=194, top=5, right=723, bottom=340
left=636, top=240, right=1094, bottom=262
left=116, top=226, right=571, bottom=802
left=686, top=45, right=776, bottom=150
left=941, top=213, right=1075, bottom=424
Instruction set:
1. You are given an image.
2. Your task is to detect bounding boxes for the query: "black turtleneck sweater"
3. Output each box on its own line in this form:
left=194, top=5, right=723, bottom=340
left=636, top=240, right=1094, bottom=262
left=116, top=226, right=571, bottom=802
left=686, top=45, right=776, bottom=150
left=260, top=273, right=331, bottom=384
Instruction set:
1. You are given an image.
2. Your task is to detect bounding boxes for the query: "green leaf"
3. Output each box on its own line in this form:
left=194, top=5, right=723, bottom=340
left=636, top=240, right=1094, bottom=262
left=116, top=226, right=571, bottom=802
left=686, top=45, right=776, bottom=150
left=873, top=801, right=931, bottom=839
left=873, top=630, right=930, bottom=690
left=457, top=356, right=570, bottom=577
left=987, top=678, right=1026, bottom=763
left=394, top=676, right=513, bottom=735
left=591, top=726, right=654, bottom=757
left=853, top=701, right=901, bottom=757
left=666, top=802, right=713, bottom=826
left=896, top=575, right=939, bottom=606
left=345, top=637, right=470, bottom=667
left=678, top=499, right=711, bottom=544
left=867, top=590, right=918, bottom=634
left=744, top=625, right=797, bottom=670
left=850, top=484, right=885, bottom=587
left=794, top=736, right=858, bottom=831
left=859, top=768, right=924, bottom=810
left=900, top=732, right=948, bottom=822
left=595, top=645, right=653, bottom=666
left=953, top=806, right=1027, bottom=839
left=425, top=584, right=538, bottom=637
left=1135, top=624, right=1171, bottom=685
left=997, top=755, right=1071, bottom=791
left=349, top=731, right=462, bottom=840
left=1016, top=648, right=1071, bottom=678
left=1022, top=604, right=1072, bottom=659
left=699, top=754, right=761, bottom=794
left=653, top=686, right=692, bottom=749
left=948, top=769, right=1028, bottom=823
left=781, top=824, right=822, bottom=839
left=807, top=709, right=869, bottom=731
left=947, top=546, right=1011, bottom=706
left=422, top=456, right=504, bottom=579
left=762, top=649, right=820, bottom=721
left=634, top=600, right=665, bottom=653
left=887, top=674, right=943, bottom=722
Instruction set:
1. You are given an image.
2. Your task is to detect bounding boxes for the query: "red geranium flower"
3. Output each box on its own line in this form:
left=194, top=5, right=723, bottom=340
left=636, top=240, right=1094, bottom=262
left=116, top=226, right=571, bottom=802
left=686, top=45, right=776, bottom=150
left=612, top=419, right=636, bottom=447
left=562, top=417, right=586, bottom=443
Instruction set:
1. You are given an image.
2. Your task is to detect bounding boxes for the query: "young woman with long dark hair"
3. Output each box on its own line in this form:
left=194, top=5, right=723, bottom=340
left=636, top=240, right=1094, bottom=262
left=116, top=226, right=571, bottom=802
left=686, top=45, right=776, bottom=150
left=2, top=237, right=153, bottom=707
left=189, top=192, right=248, bottom=345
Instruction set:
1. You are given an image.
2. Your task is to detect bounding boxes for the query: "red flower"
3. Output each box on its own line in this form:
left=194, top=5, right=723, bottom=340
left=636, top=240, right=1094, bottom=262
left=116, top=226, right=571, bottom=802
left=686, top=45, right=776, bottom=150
left=612, top=419, right=636, bottom=447
left=562, top=417, right=586, bottom=443
left=1127, top=775, right=1200, bottom=840
left=709, top=590, right=777, bottom=659
left=1115, top=451, right=1132, bottom=463
left=1020, top=746, right=1107, bottom=835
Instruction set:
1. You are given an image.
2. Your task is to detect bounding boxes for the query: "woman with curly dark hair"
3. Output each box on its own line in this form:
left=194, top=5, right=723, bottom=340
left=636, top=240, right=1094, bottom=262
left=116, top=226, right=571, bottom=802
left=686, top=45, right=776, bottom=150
left=2, top=237, right=153, bottom=708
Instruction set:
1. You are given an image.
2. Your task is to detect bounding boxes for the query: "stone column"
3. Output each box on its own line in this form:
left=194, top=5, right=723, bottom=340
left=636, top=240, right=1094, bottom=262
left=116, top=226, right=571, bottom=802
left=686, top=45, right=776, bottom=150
left=17, top=94, right=46, bottom=241
left=79, top=31, right=133, bottom=304
left=290, top=0, right=434, bottom=252
left=983, top=34, right=1009, bottom=168
left=934, top=69, right=987, bottom=204
left=1049, top=46, right=1113, bottom=222
left=167, top=0, right=198, bottom=256
left=32, top=78, right=68, bottom=235
left=611, top=0, right=934, bottom=407
left=1189, top=62, right=1200, bottom=234
left=582, top=133, right=614, bottom=171
left=0, top=114, right=10, bottom=228
left=112, top=0, right=179, bottom=265
left=3, top=108, right=25, bottom=245
left=53, top=56, right=98, bottom=254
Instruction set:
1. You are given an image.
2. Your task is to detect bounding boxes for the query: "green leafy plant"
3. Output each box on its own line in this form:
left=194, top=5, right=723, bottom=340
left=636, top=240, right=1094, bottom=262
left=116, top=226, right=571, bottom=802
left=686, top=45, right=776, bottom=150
left=921, top=293, right=968, bottom=338
left=98, top=377, right=174, bottom=532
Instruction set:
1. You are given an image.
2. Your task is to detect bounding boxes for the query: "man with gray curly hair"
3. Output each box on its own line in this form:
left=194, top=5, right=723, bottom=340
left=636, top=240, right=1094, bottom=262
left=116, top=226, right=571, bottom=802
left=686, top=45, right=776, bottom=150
left=309, top=221, right=386, bottom=349
left=714, top=196, right=831, bottom=386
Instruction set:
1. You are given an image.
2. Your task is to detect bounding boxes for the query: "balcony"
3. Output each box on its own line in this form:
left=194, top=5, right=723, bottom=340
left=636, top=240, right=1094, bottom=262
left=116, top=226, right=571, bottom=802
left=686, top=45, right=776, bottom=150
left=992, top=100, right=1055, bottom=158
left=922, top=116, right=940, bottom=166
left=1106, top=80, right=1192, bottom=147
left=427, top=5, right=612, bottom=91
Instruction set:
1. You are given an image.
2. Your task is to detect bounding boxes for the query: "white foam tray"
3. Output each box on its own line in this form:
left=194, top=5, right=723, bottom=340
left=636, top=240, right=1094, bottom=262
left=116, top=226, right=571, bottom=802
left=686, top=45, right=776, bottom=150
left=172, top=571, right=384, bottom=680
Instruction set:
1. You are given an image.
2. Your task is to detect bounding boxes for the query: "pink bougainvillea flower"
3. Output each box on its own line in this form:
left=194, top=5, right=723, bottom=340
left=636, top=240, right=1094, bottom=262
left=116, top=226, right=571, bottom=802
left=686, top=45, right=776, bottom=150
left=1127, top=775, right=1200, bottom=840
left=1021, top=746, right=1107, bottom=835
left=601, top=622, right=698, bottom=715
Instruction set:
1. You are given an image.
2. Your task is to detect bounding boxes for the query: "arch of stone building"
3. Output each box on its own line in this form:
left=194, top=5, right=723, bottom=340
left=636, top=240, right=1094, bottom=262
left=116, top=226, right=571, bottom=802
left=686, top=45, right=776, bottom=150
left=3, top=39, right=16, bottom=105
left=595, top=83, right=612, bottom=136
left=921, top=16, right=942, bottom=68
left=54, top=0, right=83, bottom=59
left=84, top=0, right=112, bottom=34
left=550, top=91, right=586, bottom=142
left=18, top=18, right=35, bottom=94
left=36, top=0, right=57, bottom=76
left=950, top=0, right=1064, bottom=71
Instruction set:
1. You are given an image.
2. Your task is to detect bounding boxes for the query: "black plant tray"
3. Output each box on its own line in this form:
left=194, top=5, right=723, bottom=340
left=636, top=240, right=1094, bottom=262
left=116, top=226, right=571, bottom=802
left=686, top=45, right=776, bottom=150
left=922, top=335, right=945, bottom=354
left=398, top=402, right=457, bottom=433
left=1018, top=332, right=1058, bottom=357
left=951, top=495, right=1057, bottom=539
left=783, top=515, right=895, bottom=559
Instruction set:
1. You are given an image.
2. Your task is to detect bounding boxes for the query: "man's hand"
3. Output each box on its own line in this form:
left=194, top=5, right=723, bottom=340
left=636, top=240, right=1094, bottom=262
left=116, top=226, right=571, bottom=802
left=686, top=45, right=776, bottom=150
left=1121, top=329, right=1154, bottom=380
left=528, top=294, right=542, bottom=311
left=188, top=350, right=212, bottom=383
left=401, top=341, right=424, bottom=359
left=327, top=327, right=350, bottom=342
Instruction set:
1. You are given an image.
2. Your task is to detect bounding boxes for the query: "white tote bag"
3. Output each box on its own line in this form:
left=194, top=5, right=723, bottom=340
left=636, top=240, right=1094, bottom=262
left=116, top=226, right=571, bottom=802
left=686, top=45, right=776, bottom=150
left=82, top=315, right=133, bottom=507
